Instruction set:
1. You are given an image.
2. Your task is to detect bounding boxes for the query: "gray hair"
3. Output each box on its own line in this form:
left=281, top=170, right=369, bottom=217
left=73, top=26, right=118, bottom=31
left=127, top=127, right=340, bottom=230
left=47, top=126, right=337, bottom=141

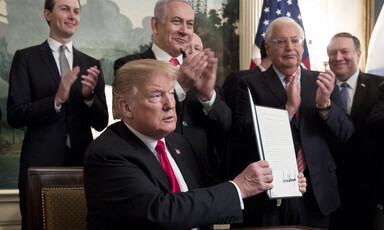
left=154, top=0, right=191, bottom=22
left=265, top=17, right=304, bottom=42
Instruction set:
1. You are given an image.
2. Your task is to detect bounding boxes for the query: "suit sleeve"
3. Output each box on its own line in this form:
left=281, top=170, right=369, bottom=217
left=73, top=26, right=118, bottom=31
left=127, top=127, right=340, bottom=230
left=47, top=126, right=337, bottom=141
left=84, top=140, right=242, bottom=229
left=234, top=77, right=256, bottom=145
left=207, top=86, right=232, bottom=135
left=87, top=60, right=108, bottom=131
left=7, top=50, right=59, bottom=128
left=367, top=82, right=384, bottom=140
left=322, top=84, right=354, bottom=142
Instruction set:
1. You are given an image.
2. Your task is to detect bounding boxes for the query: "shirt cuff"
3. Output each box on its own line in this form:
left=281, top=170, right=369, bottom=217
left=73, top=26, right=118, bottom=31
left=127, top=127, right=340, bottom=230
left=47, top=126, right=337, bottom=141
left=84, top=98, right=94, bottom=107
left=229, top=180, right=244, bottom=210
left=319, top=109, right=330, bottom=120
left=198, top=90, right=216, bottom=115
left=54, top=102, right=62, bottom=112
left=174, top=81, right=186, bottom=102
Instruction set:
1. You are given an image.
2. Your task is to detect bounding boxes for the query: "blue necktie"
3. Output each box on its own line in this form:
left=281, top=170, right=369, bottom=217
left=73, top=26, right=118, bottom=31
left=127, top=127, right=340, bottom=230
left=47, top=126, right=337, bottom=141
left=340, top=82, right=349, bottom=112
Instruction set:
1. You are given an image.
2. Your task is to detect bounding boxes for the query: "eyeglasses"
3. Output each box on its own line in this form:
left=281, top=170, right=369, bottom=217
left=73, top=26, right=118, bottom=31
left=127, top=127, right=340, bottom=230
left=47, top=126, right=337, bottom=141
left=272, top=37, right=303, bottom=47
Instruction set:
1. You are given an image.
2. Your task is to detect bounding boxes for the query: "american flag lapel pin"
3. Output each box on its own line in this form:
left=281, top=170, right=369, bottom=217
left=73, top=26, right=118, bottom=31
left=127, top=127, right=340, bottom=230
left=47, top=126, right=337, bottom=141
left=361, top=83, right=366, bottom=88
left=175, top=149, right=181, bottom=155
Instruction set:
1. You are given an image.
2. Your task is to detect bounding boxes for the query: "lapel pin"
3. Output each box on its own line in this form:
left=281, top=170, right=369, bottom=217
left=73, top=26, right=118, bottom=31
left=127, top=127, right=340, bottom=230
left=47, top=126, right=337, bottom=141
left=361, top=83, right=366, bottom=87
left=175, top=149, right=181, bottom=155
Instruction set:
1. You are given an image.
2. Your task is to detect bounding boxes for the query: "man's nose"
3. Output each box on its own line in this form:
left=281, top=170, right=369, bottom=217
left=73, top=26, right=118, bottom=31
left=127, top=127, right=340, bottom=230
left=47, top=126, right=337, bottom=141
left=163, top=92, right=175, bottom=110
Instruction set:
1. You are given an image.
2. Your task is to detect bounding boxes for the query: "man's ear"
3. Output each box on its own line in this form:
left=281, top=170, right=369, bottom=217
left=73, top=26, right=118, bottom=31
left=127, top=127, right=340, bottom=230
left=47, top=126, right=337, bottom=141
left=44, top=9, right=51, bottom=24
left=118, top=99, right=133, bottom=119
left=265, top=42, right=271, bottom=57
left=151, top=17, right=159, bottom=35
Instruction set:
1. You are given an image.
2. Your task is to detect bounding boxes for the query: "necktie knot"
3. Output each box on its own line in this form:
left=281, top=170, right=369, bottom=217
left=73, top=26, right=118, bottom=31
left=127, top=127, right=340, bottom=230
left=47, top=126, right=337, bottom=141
left=284, top=69, right=301, bottom=86
left=60, top=44, right=67, bottom=52
left=169, top=58, right=179, bottom=66
left=284, top=75, right=293, bottom=85
left=284, top=75, right=293, bottom=87
left=155, top=140, right=165, bottom=153
left=340, top=82, right=349, bottom=89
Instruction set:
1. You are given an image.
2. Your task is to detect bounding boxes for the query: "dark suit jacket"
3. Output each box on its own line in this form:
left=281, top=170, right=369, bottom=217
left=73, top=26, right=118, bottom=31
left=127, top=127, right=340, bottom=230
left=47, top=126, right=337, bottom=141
left=223, top=67, right=262, bottom=116
left=235, top=66, right=354, bottom=216
left=329, top=72, right=384, bottom=229
left=367, top=81, right=384, bottom=204
left=222, top=67, right=262, bottom=179
left=114, top=48, right=232, bottom=184
left=7, top=41, right=108, bottom=180
left=84, top=121, right=242, bottom=230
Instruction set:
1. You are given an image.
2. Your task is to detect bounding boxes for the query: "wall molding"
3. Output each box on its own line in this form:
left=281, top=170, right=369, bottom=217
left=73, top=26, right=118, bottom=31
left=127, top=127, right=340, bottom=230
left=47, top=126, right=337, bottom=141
left=0, top=190, right=21, bottom=229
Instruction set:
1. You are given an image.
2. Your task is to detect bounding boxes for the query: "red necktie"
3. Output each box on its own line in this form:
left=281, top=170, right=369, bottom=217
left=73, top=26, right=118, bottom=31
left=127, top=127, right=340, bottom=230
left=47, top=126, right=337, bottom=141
left=169, top=58, right=179, bottom=66
left=284, top=71, right=306, bottom=173
left=155, top=140, right=181, bottom=192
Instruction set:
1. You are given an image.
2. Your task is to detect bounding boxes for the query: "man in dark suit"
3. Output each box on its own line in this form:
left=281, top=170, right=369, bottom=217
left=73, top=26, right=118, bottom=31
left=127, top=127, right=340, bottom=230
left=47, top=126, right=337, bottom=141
left=367, top=82, right=384, bottom=230
left=222, top=41, right=271, bottom=180
left=6, top=0, right=108, bottom=228
left=114, top=0, right=231, bottom=184
left=83, top=59, right=304, bottom=230
left=327, top=33, right=384, bottom=230
left=234, top=17, right=354, bottom=228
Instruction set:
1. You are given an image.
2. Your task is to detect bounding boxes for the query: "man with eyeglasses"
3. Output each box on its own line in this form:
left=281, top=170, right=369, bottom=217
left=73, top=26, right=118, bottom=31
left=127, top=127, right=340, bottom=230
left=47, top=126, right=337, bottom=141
left=233, top=17, right=354, bottom=228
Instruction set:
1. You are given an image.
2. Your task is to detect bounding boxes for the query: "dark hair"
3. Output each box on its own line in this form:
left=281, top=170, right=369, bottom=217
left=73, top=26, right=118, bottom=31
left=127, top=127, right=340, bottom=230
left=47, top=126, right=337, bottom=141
left=44, top=0, right=81, bottom=11
left=260, top=40, right=267, bottom=60
left=44, top=0, right=81, bottom=25
left=328, top=32, right=361, bottom=53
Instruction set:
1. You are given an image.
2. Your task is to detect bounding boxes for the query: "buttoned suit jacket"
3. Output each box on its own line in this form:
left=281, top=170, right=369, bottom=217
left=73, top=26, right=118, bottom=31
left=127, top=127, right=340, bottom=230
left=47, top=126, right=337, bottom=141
left=329, top=72, right=384, bottom=229
left=114, top=48, right=232, bottom=184
left=235, top=66, right=354, bottom=216
left=84, top=121, right=242, bottom=230
left=7, top=41, right=109, bottom=180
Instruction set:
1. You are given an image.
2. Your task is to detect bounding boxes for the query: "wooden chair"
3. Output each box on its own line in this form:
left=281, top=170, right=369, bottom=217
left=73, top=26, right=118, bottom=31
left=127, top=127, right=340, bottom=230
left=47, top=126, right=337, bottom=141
left=26, top=167, right=86, bottom=230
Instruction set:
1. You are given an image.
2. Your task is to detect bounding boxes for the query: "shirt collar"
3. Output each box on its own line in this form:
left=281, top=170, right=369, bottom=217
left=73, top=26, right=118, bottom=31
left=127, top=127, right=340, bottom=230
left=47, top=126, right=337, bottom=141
left=336, top=69, right=360, bottom=90
left=124, top=122, right=165, bottom=152
left=47, top=37, right=73, bottom=54
left=273, top=66, right=302, bottom=83
left=152, top=43, right=183, bottom=64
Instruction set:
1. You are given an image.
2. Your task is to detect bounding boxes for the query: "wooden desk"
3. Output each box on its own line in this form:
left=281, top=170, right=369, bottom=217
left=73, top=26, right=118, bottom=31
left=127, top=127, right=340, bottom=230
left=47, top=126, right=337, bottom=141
left=231, top=225, right=324, bottom=230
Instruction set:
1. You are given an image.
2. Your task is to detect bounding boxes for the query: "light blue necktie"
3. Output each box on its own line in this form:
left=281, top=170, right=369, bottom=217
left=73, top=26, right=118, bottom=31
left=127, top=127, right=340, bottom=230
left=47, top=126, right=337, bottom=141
left=340, top=82, right=349, bottom=112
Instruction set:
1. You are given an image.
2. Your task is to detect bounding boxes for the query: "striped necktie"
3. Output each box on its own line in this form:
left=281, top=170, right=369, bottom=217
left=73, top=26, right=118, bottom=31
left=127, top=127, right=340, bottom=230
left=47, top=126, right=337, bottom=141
left=284, top=72, right=306, bottom=172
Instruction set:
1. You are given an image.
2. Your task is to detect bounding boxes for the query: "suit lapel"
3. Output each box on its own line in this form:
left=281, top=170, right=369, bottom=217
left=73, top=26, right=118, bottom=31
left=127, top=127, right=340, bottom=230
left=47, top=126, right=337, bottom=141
left=165, top=137, right=199, bottom=189
left=350, top=73, right=368, bottom=118
left=300, top=69, right=318, bottom=117
left=39, top=41, right=61, bottom=87
left=261, top=67, right=287, bottom=105
left=116, top=122, right=172, bottom=192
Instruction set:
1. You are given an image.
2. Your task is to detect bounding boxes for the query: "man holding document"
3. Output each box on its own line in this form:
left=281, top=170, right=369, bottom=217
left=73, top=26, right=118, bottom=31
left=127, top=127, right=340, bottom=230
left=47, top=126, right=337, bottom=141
left=234, top=17, right=354, bottom=228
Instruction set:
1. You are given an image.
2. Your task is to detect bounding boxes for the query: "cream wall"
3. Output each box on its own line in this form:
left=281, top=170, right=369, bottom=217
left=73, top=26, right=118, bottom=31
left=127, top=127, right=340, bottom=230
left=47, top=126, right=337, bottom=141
left=240, top=0, right=363, bottom=71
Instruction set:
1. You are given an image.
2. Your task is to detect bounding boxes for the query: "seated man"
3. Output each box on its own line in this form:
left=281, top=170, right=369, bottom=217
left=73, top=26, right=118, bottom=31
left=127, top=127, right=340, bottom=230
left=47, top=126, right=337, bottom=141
left=83, top=59, right=306, bottom=230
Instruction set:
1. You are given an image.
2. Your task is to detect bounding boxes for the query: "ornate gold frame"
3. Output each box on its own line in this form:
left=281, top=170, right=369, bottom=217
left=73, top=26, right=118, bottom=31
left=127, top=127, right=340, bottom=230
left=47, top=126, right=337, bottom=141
left=362, top=0, right=375, bottom=71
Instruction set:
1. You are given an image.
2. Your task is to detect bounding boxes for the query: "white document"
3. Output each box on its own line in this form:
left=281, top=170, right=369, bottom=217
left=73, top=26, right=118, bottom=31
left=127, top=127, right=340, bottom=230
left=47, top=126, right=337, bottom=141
left=248, top=88, right=302, bottom=199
